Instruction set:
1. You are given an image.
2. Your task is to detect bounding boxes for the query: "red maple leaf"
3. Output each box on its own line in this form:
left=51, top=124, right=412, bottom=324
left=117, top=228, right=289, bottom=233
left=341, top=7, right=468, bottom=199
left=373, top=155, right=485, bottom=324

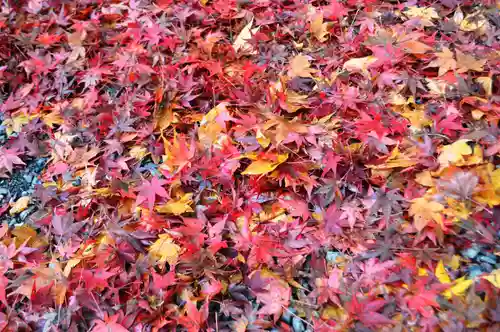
left=91, top=313, right=129, bottom=332
left=178, top=300, right=209, bottom=332
left=0, top=147, right=25, bottom=175
left=404, top=277, right=447, bottom=319
left=347, top=296, right=394, bottom=327
left=135, top=176, right=170, bottom=210
left=434, top=114, right=465, bottom=137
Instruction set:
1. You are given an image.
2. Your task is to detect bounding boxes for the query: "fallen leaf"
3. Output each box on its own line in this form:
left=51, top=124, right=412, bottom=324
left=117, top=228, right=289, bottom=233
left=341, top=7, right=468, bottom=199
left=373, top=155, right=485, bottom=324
left=443, top=277, right=474, bottom=299
left=233, top=18, right=259, bottom=54
left=482, top=269, right=499, bottom=288
left=198, top=103, right=231, bottom=147
left=404, top=6, right=440, bottom=22
left=428, top=47, right=456, bottom=76
left=400, top=40, right=432, bottom=54
left=149, top=233, right=181, bottom=266
left=476, top=77, right=492, bottom=96
left=456, top=50, right=486, bottom=73
left=343, top=56, right=377, bottom=76
left=438, top=139, right=473, bottom=167
left=415, top=171, right=434, bottom=187
left=310, top=12, right=328, bottom=42
left=460, top=13, right=487, bottom=32
left=436, top=260, right=451, bottom=284
left=9, top=196, right=30, bottom=215
left=156, top=193, right=194, bottom=215
left=409, top=197, right=444, bottom=231
left=288, top=55, right=316, bottom=78
left=242, top=154, right=288, bottom=175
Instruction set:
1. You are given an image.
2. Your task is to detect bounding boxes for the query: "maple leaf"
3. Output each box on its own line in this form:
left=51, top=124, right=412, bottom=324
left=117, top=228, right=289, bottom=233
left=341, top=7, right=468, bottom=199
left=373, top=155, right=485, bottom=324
left=347, top=296, right=393, bottom=327
left=438, top=171, right=478, bottom=201
left=241, top=153, right=288, bottom=175
left=288, top=55, right=316, bottom=78
left=437, top=139, right=473, bottom=167
left=0, top=147, right=25, bottom=175
left=135, top=176, right=169, bottom=210
left=343, top=56, right=377, bottom=76
left=178, top=300, right=209, bottom=332
left=250, top=270, right=291, bottom=319
left=155, top=193, right=194, bottom=215
left=435, top=260, right=452, bottom=284
left=405, top=278, right=443, bottom=318
left=434, top=113, right=465, bottom=137
left=409, top=197, right=444, bottom=231
left=324, top=0, right=348, bottom=20
left=482, top=270, right=500, bottom=288
left=456, top=50, right=487, bottom=73
left=233, top=18, right=259, bottom=54
left=310, top=12, right=329, bottom=42
left=322, top=151, right=342, bottom=177
left=148, top=233, right=181, bottom=266
left=91, top=314, right=129, bottom=332
left=428, top=47, right=456, bottom=76
left=9, top=196, right=30, bottom=215
left=367, top=189, right=405, bottom=224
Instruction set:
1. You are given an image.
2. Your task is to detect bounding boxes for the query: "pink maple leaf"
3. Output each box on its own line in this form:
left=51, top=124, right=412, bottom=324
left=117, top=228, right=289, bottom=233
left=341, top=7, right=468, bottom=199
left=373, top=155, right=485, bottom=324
left=135, top=176, right=169, bottom=210
left=0, top=147, right=25, bottom=175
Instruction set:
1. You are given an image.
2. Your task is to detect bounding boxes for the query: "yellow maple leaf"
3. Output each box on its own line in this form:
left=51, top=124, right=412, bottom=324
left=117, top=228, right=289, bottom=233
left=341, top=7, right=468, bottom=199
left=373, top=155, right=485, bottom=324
left=41, top=111, right=64, bottom=127
left=233, top=18, right=259, bottom=54
left=2, top=113, right=36, bottom=136
left=404, top=6, right=440, bottom=22
left=415, top=171, right=434, bottom=187
left=343, top=56, right=377, bottom=76
left=401, top=108, right=432, bottom=130
left=409, top=197, right=444, bottom=231
left=242, top=154, right=288, bottom=175
left=482, top=269, right=499, bottom=288
left=154, top=105, right=175, bottom=132
left=436, top=260, right=451, bottom=284
left=283, top=90, right=309, bottom=113
left=129, top=146, right=148, bottom=161
left=476, top=77, right=492, bottom=96
left=444, top=198, right=471, bottom=220
left=438, top=139, right=472, bottom=167
left=310, top=12, right=328, bottom=42
left=10, top=196, right=30, bottom=215
left=288, top=55, right=316, bottom=78
left=400, top=40, right=432, bottom=54
left=443, top=277, right=473, bottom=299
left=256, top=129, right=270, bottom=148
left=12, top=225, right=47, bottom=248
left=455, top=144, right=483, bottom=167
left=156, top=193, right=194, bottom=216
left=418, top=268, right=429, bottom=276
left=460, top=13, right=487, bottom=32
left=367, top=146, right=417, bottom=169
left=198, top=103, right=228, bottom=147
left=473, top=164, right=500, bottom=207
left=450, top=255, right=461, bottom=271
left=428, top=47, right=456, bottom=76
left=456, top=50, right=486, bottom=73
left=149, top=233, right=181, bottom=265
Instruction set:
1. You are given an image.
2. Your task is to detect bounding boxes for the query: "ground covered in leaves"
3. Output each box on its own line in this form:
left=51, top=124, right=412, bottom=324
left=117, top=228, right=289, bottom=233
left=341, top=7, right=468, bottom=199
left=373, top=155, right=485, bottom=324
left=0, top=0, right=499, bottom=331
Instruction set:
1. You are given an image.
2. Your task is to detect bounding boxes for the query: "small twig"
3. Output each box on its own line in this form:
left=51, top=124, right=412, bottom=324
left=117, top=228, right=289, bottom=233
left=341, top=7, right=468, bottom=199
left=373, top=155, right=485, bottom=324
left=469, top=198, right=493, bottom=215
left=282, top=305, right=314, bottom=328
left=290, top=299, right=319, bottom=309
left=390, top=247, right=442, bottom=251
left=349, top=8, right=361, bottom=29
left=413, top=132, right=450, bottom=140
